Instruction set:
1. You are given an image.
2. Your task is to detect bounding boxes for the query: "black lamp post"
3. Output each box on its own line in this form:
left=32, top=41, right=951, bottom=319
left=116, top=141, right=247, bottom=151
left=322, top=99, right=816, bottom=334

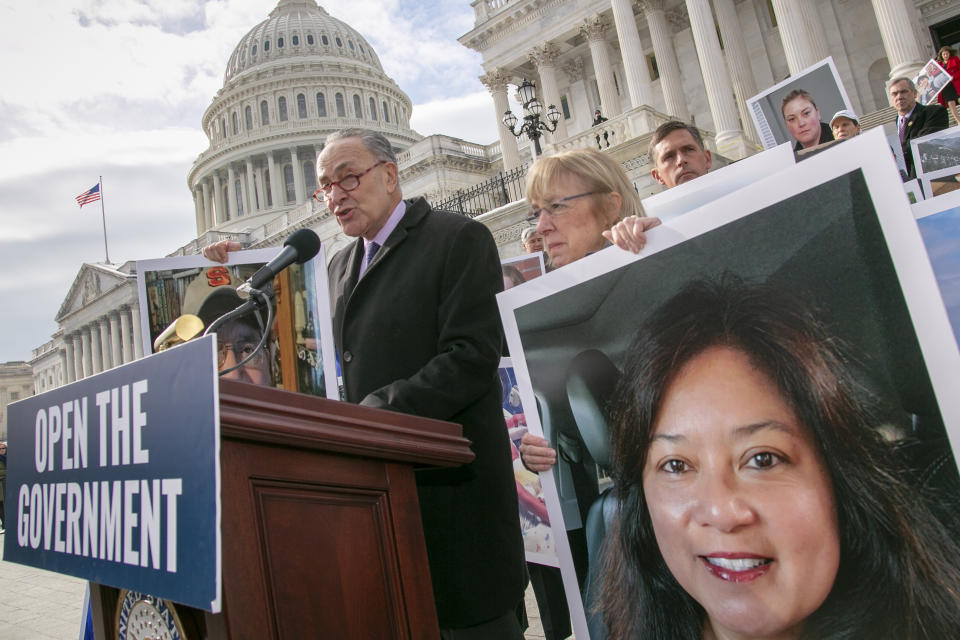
left=502, top=79, right=562, bottom=157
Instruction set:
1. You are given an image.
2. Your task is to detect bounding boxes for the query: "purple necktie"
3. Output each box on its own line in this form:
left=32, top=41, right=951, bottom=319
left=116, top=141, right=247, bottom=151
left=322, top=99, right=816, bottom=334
left=898, top=116, right=906, bottom=143
left=361, top=241, right=380, bottom=276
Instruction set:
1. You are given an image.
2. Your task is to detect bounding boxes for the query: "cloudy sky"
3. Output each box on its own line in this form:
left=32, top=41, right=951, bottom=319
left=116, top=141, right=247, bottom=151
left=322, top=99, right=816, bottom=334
left=0, top=0, right=506, bottom=363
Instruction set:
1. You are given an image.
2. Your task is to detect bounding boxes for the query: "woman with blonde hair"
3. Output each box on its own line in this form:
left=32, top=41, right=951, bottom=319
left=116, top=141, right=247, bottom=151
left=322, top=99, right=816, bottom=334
left=525, top=148, right=655, bottom=268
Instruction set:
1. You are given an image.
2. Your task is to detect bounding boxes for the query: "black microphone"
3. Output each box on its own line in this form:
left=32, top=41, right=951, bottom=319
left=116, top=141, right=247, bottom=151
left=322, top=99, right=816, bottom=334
left=237, top=229, right=321, bottom=298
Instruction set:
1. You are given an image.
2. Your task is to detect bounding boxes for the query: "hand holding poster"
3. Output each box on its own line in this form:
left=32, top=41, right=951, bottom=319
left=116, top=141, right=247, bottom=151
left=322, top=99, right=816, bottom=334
left=498, top=129, right=960, bottom=639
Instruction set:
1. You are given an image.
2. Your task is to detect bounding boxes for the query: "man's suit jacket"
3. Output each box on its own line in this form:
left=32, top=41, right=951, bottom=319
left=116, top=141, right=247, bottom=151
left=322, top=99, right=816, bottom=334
left=328, top=197, right=526, bottom=629
left=901, top=101, right=949, bottom=180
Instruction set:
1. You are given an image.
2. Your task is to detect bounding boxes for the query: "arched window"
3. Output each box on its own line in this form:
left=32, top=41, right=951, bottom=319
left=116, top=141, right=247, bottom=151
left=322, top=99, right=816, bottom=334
left=335, top=93, right=345, bottom=117
left=245, top=106, right=253, bottom=130
left=353, top=94, right=362, bottom=118
left=307, top=34, right=314, bottom=45
left=283, top=165, right=296, bottom=202
left=264, top=40, right=270, bottom=52
left=336, top=37, right=343, bottom=47
left=303, top=161, right=317, bottom=194
left=260, top=100, right=269, bottom=125
left=251, top=44, right=257, bottom=57
left=277, top=37, right=284, bottom=48
left=297, top=94, right=307, bottom=119
left=317, top=92, right=327, bottom=117
left=321, top=35, right=328, bottom=45
left=348, top=40, right=354, bottom=50
left=235, top=180, right=244, bottom=216
left=369, top=96, right=377, bottom=121
left=232, top=112, right=239, bottom=134
left=292, top=35, right=299, bottom=46
left=278, top=96, right=288, bottom=122
left=359, top=43, right=364, bottom=54
left=383, top=101, right=389, bottom=123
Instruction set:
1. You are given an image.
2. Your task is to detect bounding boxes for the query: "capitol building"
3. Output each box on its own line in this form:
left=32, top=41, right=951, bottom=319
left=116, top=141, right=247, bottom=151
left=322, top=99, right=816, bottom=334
left=6, top=0, right=958, bottom=427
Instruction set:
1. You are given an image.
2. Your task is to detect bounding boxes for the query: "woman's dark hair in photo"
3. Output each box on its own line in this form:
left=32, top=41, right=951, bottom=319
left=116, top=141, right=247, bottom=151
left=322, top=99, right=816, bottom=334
left=502, top=264, right=526, bottom=289
left=599, top=275, right=960, bottom=640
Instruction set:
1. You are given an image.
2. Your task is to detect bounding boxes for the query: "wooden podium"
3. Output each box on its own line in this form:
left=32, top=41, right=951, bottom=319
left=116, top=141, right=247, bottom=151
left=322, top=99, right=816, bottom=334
left=90, top=379, right=474, bottom=640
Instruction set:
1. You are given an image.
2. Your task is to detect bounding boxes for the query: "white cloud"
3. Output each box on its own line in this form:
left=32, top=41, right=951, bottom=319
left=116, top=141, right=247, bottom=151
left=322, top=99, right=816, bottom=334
left=411, top=91, right=499, bottom=144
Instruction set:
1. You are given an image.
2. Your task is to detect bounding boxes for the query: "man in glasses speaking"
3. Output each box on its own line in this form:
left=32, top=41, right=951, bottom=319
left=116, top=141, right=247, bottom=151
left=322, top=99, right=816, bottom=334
left=317, top=129, right=527, bottom=638
left=204, top=127, right=528, bottom=637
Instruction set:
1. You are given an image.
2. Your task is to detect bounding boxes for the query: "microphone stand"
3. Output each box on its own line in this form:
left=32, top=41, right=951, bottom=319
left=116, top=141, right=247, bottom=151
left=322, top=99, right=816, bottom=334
left=204, top=287, right=274, bottom=377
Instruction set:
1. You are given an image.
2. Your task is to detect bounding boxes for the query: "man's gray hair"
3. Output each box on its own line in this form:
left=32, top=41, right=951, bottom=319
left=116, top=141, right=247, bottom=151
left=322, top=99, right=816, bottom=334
left=889, top=77, right=916, bottom=91
left=325, top=128, right=397, bottom=163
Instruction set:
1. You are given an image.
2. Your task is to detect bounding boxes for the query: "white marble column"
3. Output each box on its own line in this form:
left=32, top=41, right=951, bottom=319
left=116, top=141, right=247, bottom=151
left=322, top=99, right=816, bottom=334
left=611, top=0, right=653, bottom=108
left=64, top=338, right=76, bottom=384
left=714, top=0, right=759, bottom=141
left=870, top=0, right=926, bottom=81
left=131, top=306, right=143, bottom=359
left=226, top=164, right=238, bottom=220
left=641, top=0, right=690, bottom=121
left=90, top=324, right=103, bottom=374
left=72, top=334, right=83, bottom=381
left=529, top=43, right=569, bottom=141
left=192, top=189, right=204, bottom=235
left=245, top=159, right=258, bottom=212
left=581, top=15, right=622, bottom=118
left=212, top=172, right=224, bottom=224
left=238, top=165, right=250, bottom=216
left=685, top=0, right=749, bottom=158
left=109, top=312, right=122, bottom=368
left=99, top=319, right=112, bottom=371
left=770, top=0, right=830, bottom=75
left=120, top=308, right=133, bottom=364
left=480, top=69, right=522, bottom=171
left=58, top=349, right=69, bottom=387
left=256, top=164, right=268, bottom=210
left=201, top=180, right=212, bottom=231
left=291, top=147, right=305, bottom=203
left=81, top=329, right=92, bottom=379
left=267, top=151, right=282, bottom=208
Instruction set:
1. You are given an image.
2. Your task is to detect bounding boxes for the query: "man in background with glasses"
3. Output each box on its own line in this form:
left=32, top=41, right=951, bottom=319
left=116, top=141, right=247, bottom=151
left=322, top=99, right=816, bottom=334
left=318, top=128, right=527, bottom=639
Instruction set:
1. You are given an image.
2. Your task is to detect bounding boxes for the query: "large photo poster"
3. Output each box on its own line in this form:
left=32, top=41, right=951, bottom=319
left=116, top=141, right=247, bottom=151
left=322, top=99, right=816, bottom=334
left=135, top=248, right=338, bottom=399
left=500, top=358, right=559, bottom=567
left=747, top=57, right=853, bottom=150
left=914, top=190, right=960, bottom=346
left=499, top=130, right=960, bottom=639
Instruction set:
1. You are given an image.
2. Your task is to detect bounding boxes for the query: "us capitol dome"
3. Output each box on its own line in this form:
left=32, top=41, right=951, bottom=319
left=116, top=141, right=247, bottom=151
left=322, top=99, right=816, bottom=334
left=187, top=0, right=421, bottom=236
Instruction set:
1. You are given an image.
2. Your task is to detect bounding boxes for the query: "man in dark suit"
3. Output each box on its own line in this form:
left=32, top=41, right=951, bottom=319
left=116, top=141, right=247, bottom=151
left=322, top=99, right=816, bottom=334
left=891, top=76, right=949, bottom=180
left=319, top=128, right=527, bottom=638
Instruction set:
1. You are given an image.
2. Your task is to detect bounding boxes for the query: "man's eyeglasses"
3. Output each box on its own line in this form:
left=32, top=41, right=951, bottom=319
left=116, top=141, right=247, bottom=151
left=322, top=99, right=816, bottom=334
left=217, top=342, right=265, bottom=369
left=527, top=191, right=595, bottom=222
left=312, top=161, right=386, bottom=201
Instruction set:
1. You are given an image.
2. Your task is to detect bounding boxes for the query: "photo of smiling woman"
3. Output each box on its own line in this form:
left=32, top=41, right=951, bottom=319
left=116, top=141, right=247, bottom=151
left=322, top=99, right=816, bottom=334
left=781, top=89, right=833, bottom=151
left=600, top=276, right=960, bottom=640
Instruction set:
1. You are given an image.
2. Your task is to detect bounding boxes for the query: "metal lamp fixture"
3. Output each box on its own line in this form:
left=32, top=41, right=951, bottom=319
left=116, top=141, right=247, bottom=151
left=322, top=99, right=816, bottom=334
left=501, top=79, right=561, bottom=156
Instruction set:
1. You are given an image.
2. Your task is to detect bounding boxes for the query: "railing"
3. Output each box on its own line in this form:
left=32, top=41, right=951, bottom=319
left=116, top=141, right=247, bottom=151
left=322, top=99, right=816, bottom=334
left=435, top=164, right=529, bottom=218
left=552, top=105, right=675, bottom=153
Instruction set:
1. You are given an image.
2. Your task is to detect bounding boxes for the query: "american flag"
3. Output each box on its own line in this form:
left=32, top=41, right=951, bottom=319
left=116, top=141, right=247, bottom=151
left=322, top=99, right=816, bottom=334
left=75, top=183, right=101, bottom=207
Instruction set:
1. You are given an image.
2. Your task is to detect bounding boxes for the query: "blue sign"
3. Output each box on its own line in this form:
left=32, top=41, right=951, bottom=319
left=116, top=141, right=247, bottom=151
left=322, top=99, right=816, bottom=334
left=3, top=336, right=221, bottom=612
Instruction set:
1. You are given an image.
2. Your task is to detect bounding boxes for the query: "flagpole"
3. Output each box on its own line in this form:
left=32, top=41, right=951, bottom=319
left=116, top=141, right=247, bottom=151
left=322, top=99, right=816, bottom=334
left=99, top=176, right=111, bottom=264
